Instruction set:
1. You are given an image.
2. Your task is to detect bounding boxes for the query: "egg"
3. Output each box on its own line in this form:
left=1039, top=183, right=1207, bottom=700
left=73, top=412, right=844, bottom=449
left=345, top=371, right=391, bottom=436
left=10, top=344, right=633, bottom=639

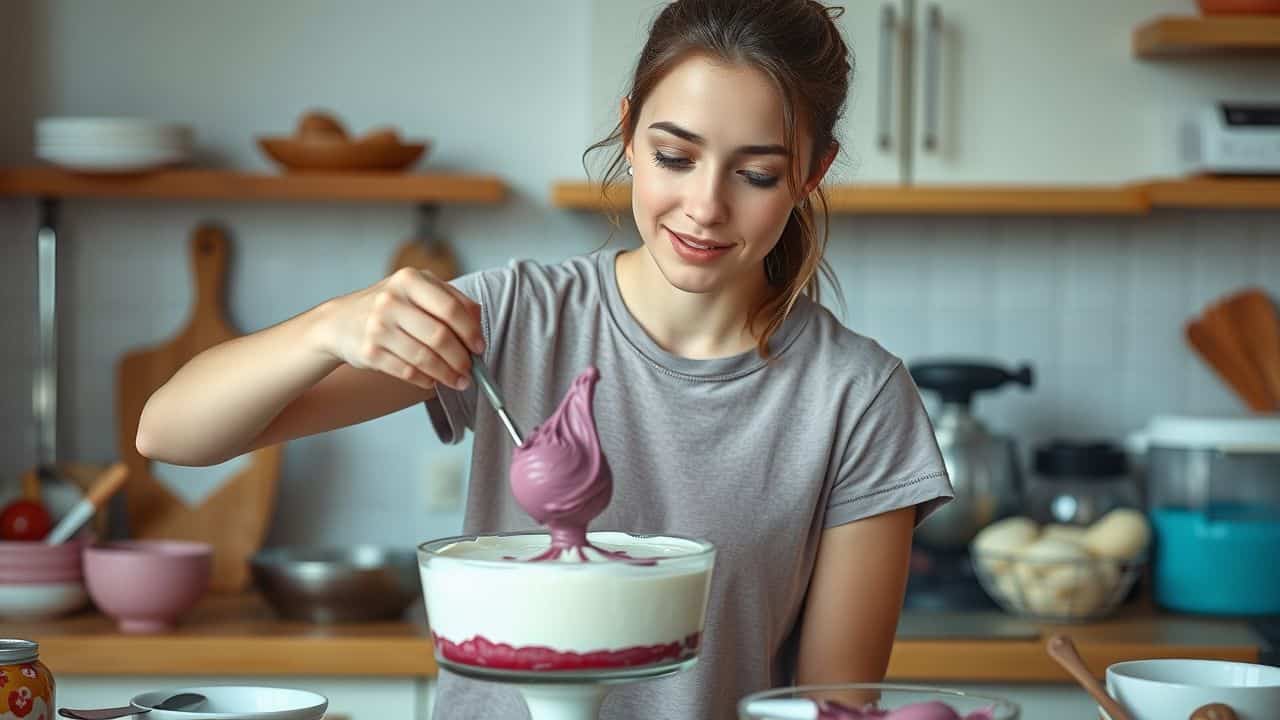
left=296, top=110, right=348, bottom=140
left=1082, top=508, right=1150, bottom=560
left=1041, top=523, right=1089, bottom=546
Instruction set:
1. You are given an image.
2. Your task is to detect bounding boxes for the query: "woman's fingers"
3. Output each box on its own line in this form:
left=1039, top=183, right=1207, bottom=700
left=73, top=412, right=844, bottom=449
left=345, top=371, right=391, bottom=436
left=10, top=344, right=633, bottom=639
left=393, top=270, right=485, bottom=355
left=364, top=319, right=468, bottom=390
left=394, top=304, right=474, bottom=383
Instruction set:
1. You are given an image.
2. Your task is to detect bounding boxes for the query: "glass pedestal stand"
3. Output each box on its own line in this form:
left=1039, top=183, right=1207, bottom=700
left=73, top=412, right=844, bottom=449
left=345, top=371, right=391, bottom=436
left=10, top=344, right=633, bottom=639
left=440, top=657, right=696, bottom=720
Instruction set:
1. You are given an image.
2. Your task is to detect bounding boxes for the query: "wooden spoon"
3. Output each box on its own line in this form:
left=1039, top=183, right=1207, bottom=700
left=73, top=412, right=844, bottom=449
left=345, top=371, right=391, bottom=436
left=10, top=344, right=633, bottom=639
left=1045, top=634, right=1134, bottom=720
left=1189, top=703, right=1238, bottom=720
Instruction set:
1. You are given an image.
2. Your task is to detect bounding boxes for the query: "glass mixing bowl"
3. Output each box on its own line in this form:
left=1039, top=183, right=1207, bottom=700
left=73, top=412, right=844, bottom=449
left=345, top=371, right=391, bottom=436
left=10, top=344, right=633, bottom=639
left=739, top=683, right=1020, bottom=719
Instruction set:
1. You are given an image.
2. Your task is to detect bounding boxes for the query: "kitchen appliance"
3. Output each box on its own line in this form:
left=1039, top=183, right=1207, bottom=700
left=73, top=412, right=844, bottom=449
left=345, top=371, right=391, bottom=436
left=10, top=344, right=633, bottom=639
left=1025, top=440, right=1140, bottom=526
left=1179, top=103, right=1280, bottom=176
left=905, top=361, right=1033, bottom=611
left=1132, top=414, right=1280, bottom=616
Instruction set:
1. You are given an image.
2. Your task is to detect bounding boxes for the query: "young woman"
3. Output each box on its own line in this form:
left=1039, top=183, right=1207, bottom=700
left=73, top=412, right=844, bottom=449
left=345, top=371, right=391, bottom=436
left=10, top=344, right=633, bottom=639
left=138, top=1, right=952, bottom=717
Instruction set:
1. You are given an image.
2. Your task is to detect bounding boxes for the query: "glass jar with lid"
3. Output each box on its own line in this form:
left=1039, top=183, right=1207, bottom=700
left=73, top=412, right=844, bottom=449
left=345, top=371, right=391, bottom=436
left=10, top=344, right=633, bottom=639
left=1025, top=440, right=1140, bottom=526
left=0, top=639, right=54, bottom=720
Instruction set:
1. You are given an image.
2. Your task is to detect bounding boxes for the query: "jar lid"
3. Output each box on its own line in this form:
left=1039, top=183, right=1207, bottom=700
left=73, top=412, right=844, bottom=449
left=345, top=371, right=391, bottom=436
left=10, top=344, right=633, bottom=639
left=1033, top=440, right=1128, bottom=479
left=0, top=639, right=37, bottom=664
left=1140, top=415, right=1280, bottom=452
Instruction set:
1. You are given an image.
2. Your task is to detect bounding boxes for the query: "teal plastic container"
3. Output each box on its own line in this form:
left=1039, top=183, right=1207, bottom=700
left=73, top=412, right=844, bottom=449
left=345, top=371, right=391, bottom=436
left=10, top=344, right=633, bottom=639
left=1152, top=503, right=1280, bottom=615
left=1136, top=415, right=1280, bottom=617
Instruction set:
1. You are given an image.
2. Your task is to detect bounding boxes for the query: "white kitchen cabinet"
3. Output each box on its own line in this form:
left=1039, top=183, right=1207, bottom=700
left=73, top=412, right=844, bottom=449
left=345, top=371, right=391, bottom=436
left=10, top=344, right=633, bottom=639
left=52, top=676, right=429, bottom=720
left=895, top=0, right=1193, bottom=184
left=592, top=0, right=1280, bottom=186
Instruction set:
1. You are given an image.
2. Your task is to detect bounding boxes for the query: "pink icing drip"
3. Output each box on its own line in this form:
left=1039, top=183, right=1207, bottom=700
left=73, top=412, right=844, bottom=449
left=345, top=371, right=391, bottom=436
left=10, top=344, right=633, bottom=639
left=509, top=366, right=652, bottom=564
left=817, top=700, right=996, bottom=720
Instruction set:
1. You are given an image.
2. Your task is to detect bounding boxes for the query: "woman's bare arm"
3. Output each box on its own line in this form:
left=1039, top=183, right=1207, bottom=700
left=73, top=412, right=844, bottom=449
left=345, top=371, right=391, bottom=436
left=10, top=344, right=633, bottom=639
left=794, top=506, right=916, bottom=687
left=136, top=268, right=483, bottom=466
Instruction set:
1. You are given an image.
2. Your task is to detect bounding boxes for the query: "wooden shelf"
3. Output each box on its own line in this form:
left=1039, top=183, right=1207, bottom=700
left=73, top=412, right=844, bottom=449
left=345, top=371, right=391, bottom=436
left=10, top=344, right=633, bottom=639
left=1144, top=176, right=1280, bottom=208
left=822, top=185, right=1149, bottom=215
left=1134, top=15, right=1280, bottom=58
left=553, top=181, right=1150, bottom=215
left=553, top=178, right=1280, bottom=214
left=0, top=166, right=506, bottom=204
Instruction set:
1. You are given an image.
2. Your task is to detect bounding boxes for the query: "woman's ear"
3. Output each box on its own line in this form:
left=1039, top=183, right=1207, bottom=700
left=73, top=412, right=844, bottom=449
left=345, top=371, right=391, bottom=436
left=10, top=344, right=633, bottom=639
left=620, top=97, right=634, bottom=166
left=803, top=142, right=839, bottom=196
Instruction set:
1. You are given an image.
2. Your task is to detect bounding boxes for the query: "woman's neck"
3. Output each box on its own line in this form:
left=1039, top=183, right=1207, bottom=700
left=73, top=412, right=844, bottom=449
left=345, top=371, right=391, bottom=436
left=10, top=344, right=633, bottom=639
left=614, top=247, right=772, bottom=359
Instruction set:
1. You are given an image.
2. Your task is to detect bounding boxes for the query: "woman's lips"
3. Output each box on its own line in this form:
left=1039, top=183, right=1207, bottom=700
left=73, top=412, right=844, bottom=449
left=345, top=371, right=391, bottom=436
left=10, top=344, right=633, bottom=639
left=666, top=226, right=731, bottom=263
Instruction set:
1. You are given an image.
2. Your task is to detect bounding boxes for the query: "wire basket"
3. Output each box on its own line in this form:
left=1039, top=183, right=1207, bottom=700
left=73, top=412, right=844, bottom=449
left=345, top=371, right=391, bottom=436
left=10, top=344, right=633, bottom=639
left=971, top=549, right=1145, bottom=623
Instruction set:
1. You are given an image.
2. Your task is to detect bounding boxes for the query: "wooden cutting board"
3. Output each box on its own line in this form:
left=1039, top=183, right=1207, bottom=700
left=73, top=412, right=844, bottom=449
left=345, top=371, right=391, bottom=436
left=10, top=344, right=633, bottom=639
left=388, top=236, right=459, bottom=280
left=116, top=224, right=282, bottom=592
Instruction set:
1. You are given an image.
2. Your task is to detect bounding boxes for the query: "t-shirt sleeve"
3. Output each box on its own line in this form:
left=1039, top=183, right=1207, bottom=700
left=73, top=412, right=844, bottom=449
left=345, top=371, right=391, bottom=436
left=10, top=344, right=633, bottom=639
left=824, top=362, right=953, bottom=529
left=421, top=270, right=491, bottom=445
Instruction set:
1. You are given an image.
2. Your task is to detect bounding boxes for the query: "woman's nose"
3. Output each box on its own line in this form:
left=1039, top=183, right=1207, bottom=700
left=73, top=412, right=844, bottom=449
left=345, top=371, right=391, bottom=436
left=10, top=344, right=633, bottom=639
left=683, top=170, right=728, bottom=227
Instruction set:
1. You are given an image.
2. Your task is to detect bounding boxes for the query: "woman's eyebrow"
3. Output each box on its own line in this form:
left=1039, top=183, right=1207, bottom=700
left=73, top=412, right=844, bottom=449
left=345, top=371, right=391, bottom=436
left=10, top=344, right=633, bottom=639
left=648, top=121, right=788, bottom=157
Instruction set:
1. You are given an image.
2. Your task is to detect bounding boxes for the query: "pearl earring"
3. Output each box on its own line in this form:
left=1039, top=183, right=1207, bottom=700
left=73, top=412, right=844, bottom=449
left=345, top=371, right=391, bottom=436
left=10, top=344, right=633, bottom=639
left=627, top=164, right=634, bottom=177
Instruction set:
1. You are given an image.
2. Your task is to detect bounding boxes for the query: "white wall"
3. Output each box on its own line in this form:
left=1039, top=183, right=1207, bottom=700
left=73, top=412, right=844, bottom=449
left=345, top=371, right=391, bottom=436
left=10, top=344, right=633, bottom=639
left=1, top=1, right=1277, bottom=551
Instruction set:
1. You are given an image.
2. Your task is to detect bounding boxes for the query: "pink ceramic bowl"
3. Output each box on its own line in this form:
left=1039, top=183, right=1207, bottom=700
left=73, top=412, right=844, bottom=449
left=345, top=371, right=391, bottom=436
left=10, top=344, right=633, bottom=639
left=0, top=539, right=85, bottom=571
left=83, top=540, right=212, bottom=633
left=0, top=566, right=83, bottom=583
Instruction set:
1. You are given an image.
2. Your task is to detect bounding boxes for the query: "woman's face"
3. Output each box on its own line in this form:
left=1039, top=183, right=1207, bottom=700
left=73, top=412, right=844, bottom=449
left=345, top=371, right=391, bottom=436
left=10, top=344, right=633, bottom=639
left=625, top=54, right=818, bottom=297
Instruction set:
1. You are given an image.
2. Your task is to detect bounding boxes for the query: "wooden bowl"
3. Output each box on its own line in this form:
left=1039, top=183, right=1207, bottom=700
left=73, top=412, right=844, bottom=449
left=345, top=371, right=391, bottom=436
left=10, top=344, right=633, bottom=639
left=1197, top=0, right=1280, bottom=13
left=257, top=134, right=428, bottom=172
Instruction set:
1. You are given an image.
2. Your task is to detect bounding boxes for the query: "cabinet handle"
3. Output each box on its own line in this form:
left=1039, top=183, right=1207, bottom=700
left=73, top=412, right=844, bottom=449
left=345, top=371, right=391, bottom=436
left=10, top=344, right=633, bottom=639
left=877, top=3, right=897, bottom=151
left=922, top=3, right=941, bottom=153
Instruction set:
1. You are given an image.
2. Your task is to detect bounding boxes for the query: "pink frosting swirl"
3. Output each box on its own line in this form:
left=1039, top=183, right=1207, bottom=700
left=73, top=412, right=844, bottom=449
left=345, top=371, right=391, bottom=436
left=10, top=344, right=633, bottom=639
left=510, top=367, right=612, bottom=549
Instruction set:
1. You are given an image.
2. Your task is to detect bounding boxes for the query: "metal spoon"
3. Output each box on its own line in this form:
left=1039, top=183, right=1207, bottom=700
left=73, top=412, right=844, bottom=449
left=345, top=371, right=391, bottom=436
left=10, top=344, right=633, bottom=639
left=470, top=356, right=524, bottom=447
left=59, top=692, right=207, bottom=720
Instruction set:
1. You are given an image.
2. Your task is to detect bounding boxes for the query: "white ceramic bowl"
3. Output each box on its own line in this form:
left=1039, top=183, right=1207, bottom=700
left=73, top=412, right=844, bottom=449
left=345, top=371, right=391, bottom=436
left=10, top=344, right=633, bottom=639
left=127, top=686, right=327, bottom=720
left=0, top=581, right=88, bottom=620
left=1105, top=658, right=1280, bottom=720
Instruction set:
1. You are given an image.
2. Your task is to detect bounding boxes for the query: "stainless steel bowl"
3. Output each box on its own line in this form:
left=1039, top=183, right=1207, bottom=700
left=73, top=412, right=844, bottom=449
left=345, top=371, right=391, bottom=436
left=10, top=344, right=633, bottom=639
left=250, top=545, right=421, bottom=623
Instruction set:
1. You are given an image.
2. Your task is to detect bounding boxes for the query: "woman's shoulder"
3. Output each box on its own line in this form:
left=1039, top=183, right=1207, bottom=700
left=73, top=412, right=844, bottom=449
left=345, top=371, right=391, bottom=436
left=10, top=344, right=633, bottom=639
left=791, top=300, right=905, bottom=388
left=451, top=251, right=609, bottom=305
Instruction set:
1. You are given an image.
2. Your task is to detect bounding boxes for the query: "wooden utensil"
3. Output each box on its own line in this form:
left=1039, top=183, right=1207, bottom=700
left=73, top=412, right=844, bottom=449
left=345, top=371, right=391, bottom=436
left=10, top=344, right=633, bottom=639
left=1186, top=315, right=1276, bottom=413
left=1190, top=703, right=1238, bottom=720
left=388, top=206, right=459, bottom=280
left=116, top=224, right=282, bottom=592
left=1216, top=288, right=1280, bottom=408
left=1045, top=633, right=1134, bottom=720
left=44, top=462, right=128, bottom=544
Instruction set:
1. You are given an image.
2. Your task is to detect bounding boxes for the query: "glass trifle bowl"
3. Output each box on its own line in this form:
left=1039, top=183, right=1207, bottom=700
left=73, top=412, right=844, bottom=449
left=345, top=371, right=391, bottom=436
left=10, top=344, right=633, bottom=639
left=418, top=530, right=716, bottom=720
left=739, top=683, right=1020, bottom=720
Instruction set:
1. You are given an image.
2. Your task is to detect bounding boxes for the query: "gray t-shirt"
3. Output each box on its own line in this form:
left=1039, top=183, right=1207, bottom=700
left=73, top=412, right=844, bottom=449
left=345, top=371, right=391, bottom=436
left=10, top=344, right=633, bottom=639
left=426, top=249, right=952, bottom=720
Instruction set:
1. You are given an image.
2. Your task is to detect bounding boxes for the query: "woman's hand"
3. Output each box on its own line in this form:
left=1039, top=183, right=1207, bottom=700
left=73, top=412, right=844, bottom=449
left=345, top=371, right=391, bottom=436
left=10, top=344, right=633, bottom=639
left=319, top=267, right=485, bottom=392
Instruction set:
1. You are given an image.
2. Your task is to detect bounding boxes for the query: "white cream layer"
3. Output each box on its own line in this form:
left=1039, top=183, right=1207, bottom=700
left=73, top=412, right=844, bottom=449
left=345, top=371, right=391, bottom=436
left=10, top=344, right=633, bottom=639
left=420, top=532, right=714, bottom=652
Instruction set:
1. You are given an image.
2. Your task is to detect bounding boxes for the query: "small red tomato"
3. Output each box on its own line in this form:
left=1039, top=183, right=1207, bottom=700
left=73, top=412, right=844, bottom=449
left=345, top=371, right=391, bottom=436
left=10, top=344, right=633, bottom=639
left=0, top=499, right=53, bottom=541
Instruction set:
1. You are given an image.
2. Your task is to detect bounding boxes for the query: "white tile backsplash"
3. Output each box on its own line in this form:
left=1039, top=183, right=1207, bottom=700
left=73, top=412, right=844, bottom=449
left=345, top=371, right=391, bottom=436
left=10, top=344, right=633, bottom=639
left=7, top=205, right=1278, bottom=546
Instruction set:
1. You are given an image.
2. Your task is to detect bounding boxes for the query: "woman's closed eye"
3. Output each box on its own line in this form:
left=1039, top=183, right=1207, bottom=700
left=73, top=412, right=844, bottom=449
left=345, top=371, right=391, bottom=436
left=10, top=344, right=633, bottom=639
left=651, top=150, right=779, bottom=189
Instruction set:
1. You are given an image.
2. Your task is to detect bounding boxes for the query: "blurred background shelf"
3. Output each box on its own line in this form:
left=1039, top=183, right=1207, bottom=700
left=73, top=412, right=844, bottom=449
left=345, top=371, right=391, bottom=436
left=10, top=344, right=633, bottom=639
left=1144, top=176, right=1280, bottom=209
left=0, top=166, right=507, bottom=204
left=1134, top=16, right=1280, bottom=58
left=551, top=178, right=1280, bottom=214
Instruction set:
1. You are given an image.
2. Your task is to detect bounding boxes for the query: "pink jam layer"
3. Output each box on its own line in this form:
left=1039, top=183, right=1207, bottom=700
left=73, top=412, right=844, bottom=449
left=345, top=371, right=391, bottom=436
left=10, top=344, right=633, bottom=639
left=434, top=632, right=701, bottom=671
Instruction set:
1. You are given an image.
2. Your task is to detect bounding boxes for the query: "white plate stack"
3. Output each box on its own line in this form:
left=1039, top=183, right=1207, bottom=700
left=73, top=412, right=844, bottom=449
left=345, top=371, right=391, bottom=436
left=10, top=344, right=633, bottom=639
left=36, top=117, right=194, bottom=173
